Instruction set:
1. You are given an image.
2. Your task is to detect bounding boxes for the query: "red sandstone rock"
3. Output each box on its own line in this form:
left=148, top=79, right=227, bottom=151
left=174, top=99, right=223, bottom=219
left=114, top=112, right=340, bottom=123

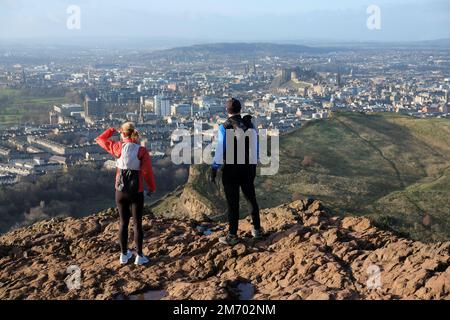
left=0, top=201, right=448, bottom=300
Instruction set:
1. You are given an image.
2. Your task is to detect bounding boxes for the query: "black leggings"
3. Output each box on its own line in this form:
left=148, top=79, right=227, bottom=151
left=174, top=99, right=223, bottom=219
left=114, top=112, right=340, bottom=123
left=115, top=190, right=144, bottom=255
left=223, top=178, right=261, bottom=236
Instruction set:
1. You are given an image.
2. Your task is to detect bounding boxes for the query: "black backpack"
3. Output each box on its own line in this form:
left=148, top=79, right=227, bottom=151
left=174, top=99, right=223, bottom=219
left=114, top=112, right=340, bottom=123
left=222, top=115, right=255, bottom=165
left=117, top=169, right=140, bottom=194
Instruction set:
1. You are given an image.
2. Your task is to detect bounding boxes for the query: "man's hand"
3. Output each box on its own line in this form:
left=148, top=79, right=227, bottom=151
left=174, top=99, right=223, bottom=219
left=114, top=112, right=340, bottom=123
left=210, top=168, right=218, bottom=184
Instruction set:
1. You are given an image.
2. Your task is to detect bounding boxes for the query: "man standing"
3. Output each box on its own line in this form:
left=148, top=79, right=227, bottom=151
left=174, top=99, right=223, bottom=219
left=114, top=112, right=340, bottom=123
left=211, top=98, right=263, bottom=245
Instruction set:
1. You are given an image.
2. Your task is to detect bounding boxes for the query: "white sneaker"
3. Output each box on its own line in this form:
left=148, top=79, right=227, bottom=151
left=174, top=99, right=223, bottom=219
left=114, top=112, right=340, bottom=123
left=119, top=250, right=133, bottom=265
left=251, top=228, right=264, bottom=240
left=218, top=234, right=239, bottom=246
left=134, top=254, right=149, bottom=266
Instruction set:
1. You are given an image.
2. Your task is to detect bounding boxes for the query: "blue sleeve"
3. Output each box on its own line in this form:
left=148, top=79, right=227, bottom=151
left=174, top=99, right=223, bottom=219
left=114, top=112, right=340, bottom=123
left=256, top=129, right=260, bottom=163
left=255, top=129, right=260, bottom=164
left=212, top=125, right=226, bottom=170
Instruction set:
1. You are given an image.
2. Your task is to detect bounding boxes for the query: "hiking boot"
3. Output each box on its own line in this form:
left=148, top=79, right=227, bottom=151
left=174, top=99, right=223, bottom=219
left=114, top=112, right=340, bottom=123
left=218, top=234, right=239, bottom=246
left=134, top=254, right=150, bottom=266
left=251, top=228, right=264, bottom=240
left=119, top=250, right=133, bottom=265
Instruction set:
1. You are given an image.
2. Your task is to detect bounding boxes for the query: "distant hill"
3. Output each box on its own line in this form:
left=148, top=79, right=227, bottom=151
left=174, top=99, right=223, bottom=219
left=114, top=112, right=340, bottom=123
left=147, top=42, right=340, bottom=59
left=145, top=40, right=450, bottom=60
left=276, top=39, right=450, bottom=50
left=399, top=38, right=450, bottom=49
left=152, top=112, right=450, bottom=242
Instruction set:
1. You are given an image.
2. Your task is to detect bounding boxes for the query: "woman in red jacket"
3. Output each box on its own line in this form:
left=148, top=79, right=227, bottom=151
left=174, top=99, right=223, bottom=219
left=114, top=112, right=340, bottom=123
left=95, top=122, right=156, bottom=266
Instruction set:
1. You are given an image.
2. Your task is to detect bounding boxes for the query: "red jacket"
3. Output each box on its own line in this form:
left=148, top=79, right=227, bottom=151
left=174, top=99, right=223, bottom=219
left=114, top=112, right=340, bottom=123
left=95, top=128, right=156, bottom=193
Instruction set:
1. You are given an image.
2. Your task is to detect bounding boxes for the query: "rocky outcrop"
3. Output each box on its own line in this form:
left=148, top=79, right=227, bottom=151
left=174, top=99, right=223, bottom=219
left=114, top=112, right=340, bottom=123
left=176, top=188, right=217, bottom=221
left=0, top=200, right=449, bottom=300
left=151, top=165, right=227, bottom=221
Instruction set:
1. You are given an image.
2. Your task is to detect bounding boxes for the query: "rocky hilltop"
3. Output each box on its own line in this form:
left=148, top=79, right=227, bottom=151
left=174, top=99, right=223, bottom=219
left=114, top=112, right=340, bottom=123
left=1, top=199, right=448, bottom=300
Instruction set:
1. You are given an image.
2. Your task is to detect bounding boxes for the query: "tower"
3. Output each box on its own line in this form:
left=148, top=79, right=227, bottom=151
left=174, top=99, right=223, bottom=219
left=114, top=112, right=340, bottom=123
left=444, top=90, right=449, bottom=114
left=21, top=68, right=27, bottom=87
left=139, top=96, right=145, bottom=123
left=336, top=68, right=342, bottom=88
left=154, top=95, right=170, bottom=117
left=84, top=95, right=105, bottom=118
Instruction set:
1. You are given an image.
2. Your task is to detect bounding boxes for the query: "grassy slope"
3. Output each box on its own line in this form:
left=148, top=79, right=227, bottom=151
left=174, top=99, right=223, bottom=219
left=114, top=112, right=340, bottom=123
left=156, top=112, right=450, bottom=242
left=0, top=88, right=68, bottom=126
left=263, top=112, right=450, bottom=241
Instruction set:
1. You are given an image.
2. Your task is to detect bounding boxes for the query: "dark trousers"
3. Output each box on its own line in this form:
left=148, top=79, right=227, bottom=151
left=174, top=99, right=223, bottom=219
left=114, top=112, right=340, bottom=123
left=115, top=190, right=144, bottom=255
left=222, top=165, right=261, bottom=235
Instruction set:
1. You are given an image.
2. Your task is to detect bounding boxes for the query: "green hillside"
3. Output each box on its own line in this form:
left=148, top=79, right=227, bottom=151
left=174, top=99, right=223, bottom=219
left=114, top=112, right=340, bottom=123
left=260, top=112, right=450, bottom=241
left=0, top=88, right=69, bottom=127
left=153, top=112, right=450, bottom=242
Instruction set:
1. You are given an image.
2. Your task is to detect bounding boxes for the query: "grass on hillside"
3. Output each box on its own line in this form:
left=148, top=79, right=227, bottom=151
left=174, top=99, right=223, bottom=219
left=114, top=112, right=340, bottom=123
left=265, top=112, right=450, bottom=241
left=373, top=167, right=450, bottom=241
left=164, top=112, right=450, bottom=242
left=0, top=88, right=69, bottom=127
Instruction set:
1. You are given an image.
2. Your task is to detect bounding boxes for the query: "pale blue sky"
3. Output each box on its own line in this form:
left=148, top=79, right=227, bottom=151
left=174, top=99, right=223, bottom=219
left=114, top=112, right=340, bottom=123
left=0, top=0, right=449, bottom=42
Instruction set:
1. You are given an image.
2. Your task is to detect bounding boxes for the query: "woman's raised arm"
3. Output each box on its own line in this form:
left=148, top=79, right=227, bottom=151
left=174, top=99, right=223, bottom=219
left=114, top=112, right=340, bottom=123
left=95, top=127, right=122, bottom=158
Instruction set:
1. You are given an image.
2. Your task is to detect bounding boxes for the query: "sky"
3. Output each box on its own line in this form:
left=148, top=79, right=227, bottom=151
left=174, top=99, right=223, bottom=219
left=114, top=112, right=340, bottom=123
left=0, top=0, right=449, bottom=43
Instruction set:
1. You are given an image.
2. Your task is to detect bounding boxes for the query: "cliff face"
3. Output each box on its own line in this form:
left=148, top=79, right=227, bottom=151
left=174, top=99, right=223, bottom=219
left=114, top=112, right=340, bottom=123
left=0, top=199, right=449, bottom=300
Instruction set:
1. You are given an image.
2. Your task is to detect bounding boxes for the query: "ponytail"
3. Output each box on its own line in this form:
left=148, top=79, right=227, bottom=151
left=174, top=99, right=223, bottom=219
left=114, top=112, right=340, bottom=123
left=130, top=130, right=140, bottom=141
left=121, top=122, right=139, bottom=141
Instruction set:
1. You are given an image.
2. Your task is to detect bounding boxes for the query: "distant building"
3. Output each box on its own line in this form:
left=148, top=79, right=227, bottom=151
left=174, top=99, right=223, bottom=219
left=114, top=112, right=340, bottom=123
left=421, top=104, right=441, bottom=114
left=49, top=155, right=67, bottom=165
left=208, top=104, right=224, bottom=116
left=126, top=113, right=139, bottom=122
left=154, top=95, right=171, bottom=117
left=202, top=97, right=224, bottom=116
left=0, top=146, right=12, bottom=157
left=337, top=70, right=342, bottom=87
left=27, top=136, right=100, bottom=156
left=278, top=66, right=316, bottom=83
left=84, top=96, right=105, bottom=118
left=445, top=90, right=449, bottom=112
left=172, top=104, right=191, bottom=117
left=191, top=105, right=199, bottom=117
left=0, top=163, right=32, bottom=176
left=0, top=174, right=17, bottom=186
left=53, top=104, right=83, bottom=117
left=167, top=83, right=177, bottom=91
left=49, top=111, right=59, bottom=125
